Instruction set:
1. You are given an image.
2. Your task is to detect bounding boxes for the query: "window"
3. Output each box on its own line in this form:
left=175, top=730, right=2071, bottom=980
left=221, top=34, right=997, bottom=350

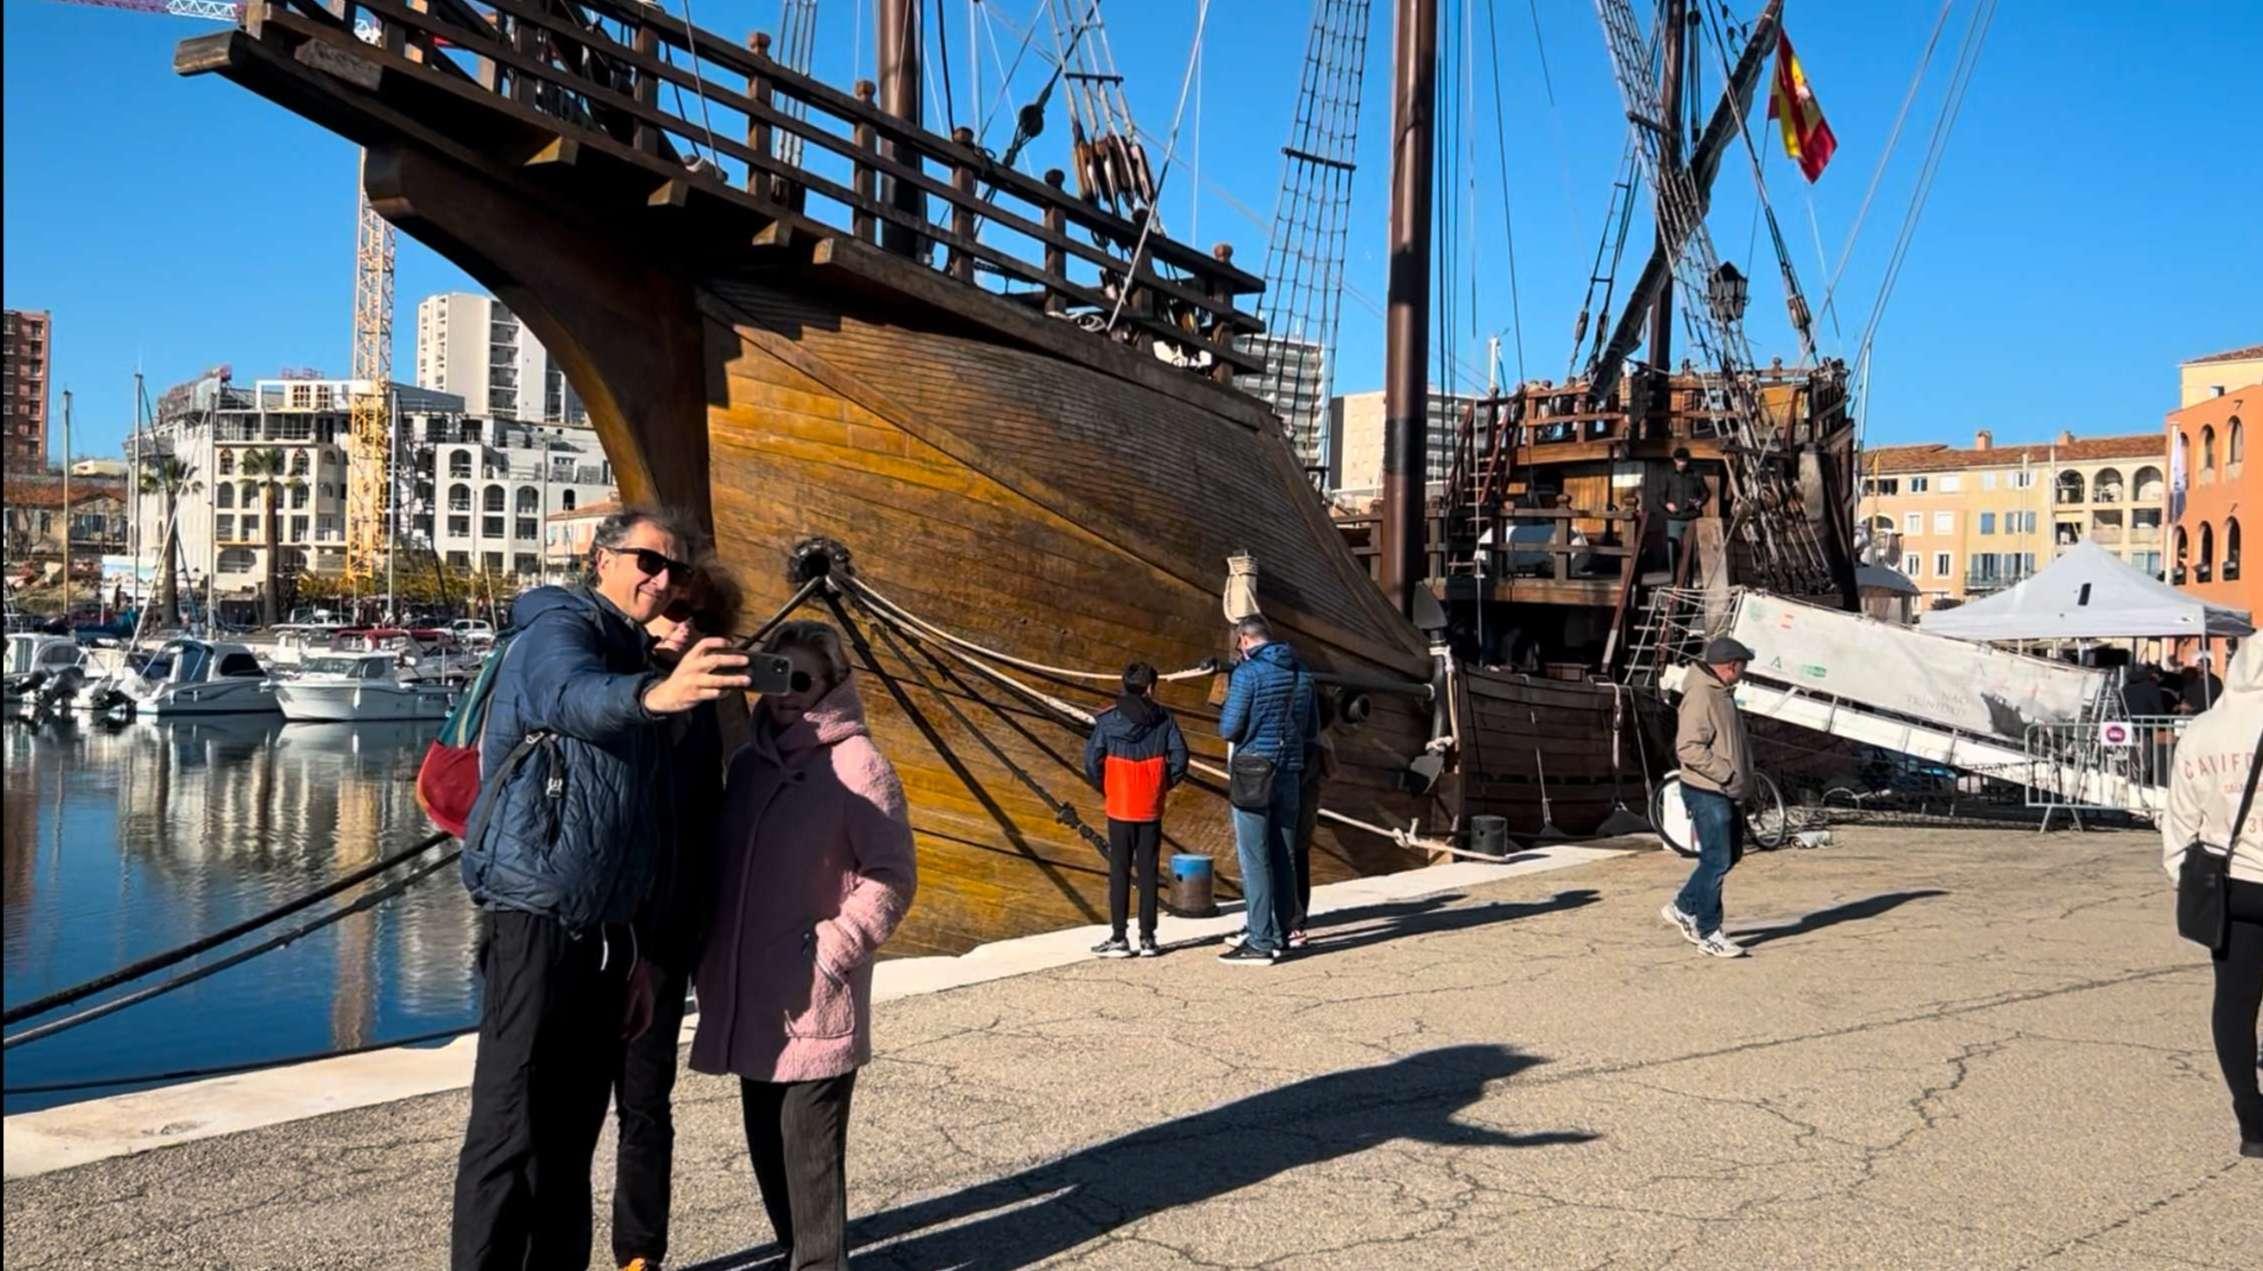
left=2056, top=471, right=2085, bottom=504
left=1907, top=554, right=1922, bottom=579
left=448, top=515, right=470, bottom=538
left=2093, top=467, right=2124, bottom=503
left=291, top=484, right=309, bottom=509
left=515, top=487, right=539, bottom=513
left=1981, top=472, right=1997, bottom=490
left=2201, top=425, right=2217, bottom=477
left=446, top=550, right=470, bottom=570
left=240, top=516, right=260, bottom=539
left=2227, top=518, right=2243, bottom=582
left=1908, top=477, right=1930, bottom=493
left=218, top=547, right=256, bottom=573
left=448, top=451, right=472, bottom=478
left=1864, top=477, right=1900, bottom=496
left=1933, top=512, right=1954, bottom=534
left=217, top=449, right=235, bottom=475
left=1904, top=512, right=1922, bottom=536
left=483, top=516, right=506, bottom=539
left=1934, top=552, right=1952, bottom=579
left=484, top=484, right=506, bottom=512
left=289, top=451, right=309, bottom=476
left=561, top=489, right=577, bottom=512
left=2011, top=470, right=2036, bottom=489
left=513, top=553, right=540, bottom=577
left=1939, top=475, right=1962, bottom=492
left=2198, top=522, right=2215, bottom=582
left=482, top=551, right=504, bottom=574
left=215, top=483, right=235, bottom=509
left=515, top=517, right=538, bottom=541
left=217, top=652, right=264, bottom=678
left=1979, top=513, right=1996, bottom=535
left=290, top=516, right=308, bottom=542
left=2231, top=417, right=2246, bottom=470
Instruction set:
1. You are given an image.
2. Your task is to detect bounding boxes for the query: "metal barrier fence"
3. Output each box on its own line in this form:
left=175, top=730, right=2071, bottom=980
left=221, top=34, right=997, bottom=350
left=2022, top=714, right=2188, bottom=824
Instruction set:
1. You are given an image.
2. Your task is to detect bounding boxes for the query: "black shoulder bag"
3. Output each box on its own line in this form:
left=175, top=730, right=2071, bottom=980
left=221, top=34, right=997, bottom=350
left=2177, top=733, right=2262, bottom=953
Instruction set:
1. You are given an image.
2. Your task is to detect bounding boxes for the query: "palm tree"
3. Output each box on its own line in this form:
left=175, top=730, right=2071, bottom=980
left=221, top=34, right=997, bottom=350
left=138, top=454, right=200, bottom=628
left=240, top=447, right=288, bottom=627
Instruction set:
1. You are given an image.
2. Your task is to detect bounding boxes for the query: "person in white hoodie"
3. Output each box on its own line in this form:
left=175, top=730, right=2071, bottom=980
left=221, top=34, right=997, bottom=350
left=2161, top=638, right=2263, bottom=1160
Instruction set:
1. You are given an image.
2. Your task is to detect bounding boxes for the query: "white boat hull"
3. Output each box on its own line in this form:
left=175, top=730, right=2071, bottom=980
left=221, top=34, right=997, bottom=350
left=271, top=680, right=458, bottom=723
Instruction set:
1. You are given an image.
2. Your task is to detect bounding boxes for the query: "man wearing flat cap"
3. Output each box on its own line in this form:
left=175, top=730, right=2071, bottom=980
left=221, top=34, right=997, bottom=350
left=1663, top=636, right=1756, bottom=958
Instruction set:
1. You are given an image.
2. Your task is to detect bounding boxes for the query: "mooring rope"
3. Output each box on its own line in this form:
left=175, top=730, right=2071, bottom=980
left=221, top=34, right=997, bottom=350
left=3, top=849, right=461, bottom=1052
left=2, top=831, right=452, bottom=1027
left=846, top=575, right=1216, bottom=683
left=835, top=575, right=1523, bottom=864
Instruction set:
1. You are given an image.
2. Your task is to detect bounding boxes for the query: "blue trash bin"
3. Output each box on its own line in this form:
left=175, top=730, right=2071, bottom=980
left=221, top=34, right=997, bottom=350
left=1169, top=853, right=1217, bottom=918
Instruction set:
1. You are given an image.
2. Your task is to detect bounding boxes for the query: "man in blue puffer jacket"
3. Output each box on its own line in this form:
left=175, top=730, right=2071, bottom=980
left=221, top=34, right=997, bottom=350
left=451, top=506, right=750, bottom=1271
left=1216, top=615, right=1317, bottom=965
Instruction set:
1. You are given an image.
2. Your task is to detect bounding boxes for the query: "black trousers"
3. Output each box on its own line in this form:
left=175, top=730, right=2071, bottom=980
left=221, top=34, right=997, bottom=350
left=611, top=967, right=691, bottom=1266
left=450, top=911, right=630, bottom=1271
left=740, top=1071, right=859, bottom=1271
left=1107, top=818, right=1162, bottom=940
left=2214, top=878, right=2263, bottom=1143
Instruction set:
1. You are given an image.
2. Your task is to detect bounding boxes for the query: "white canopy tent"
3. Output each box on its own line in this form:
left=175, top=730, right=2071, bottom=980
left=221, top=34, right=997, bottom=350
left=1919, top=542, right=2254, bottom=642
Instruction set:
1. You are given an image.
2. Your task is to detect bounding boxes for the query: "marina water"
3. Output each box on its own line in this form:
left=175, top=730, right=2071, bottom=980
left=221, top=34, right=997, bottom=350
left=3, top=716, right=476, bottom=1114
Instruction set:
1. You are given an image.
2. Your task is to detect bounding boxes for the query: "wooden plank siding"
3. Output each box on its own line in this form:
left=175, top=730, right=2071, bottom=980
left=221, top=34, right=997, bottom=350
left=697, top=280, right=1453, bottom=955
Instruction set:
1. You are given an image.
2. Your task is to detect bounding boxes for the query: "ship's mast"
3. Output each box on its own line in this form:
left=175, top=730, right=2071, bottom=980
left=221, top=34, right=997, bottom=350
left=1379, top=0, right=1437, bottom=619
left=1648, top=0, right=1688, bottom=384
left=877, top=0, right=924, bottom=258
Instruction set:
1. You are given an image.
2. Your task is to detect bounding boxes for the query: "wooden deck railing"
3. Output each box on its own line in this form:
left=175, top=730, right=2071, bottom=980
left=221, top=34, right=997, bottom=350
left=248, top=0, right=1265, bottom=380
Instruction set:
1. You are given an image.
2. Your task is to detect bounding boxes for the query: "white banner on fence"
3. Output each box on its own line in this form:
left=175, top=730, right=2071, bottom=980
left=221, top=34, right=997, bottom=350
left=1729, top=593, right=2107, bottom=742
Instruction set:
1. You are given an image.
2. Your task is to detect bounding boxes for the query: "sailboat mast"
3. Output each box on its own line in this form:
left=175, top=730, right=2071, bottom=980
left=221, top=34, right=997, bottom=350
left=1380, top=0, right=1437, bottom=618
left=1648, top=0, right=1688, bottom=384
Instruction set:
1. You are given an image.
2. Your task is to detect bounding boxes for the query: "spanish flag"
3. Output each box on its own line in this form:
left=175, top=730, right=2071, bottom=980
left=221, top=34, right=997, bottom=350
left=1767, top=30, right=1836, bottom=183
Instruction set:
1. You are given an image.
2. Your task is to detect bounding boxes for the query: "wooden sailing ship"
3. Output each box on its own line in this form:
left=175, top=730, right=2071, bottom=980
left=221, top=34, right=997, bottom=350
left=179, top=0, right=1858, bottom=955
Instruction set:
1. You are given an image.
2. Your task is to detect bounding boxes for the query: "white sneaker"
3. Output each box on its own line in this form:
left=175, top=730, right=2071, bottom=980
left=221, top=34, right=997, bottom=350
left=1660, top=903, right=1702, bottom=945
left=1223, top=929, right=1248, bottom=950
left=1695, top=931, right=1748, bottom=959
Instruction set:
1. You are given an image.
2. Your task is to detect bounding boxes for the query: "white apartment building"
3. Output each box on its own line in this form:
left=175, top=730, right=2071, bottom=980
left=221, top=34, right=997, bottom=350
left=409, top=415, right=615, bottom=581
left=415, top=292, right=587, bottom=425
left=1328, top=387, right=1481, bottom=501
left=132, top=374, right=464, bottom=613
left=1236, top=335, right=1332, bottom=480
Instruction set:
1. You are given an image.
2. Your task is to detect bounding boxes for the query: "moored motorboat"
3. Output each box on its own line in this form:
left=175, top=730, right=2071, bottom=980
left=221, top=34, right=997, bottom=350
left=271, top=652, right=462, bottom=723
left=98, top=639, right=280, bottom=718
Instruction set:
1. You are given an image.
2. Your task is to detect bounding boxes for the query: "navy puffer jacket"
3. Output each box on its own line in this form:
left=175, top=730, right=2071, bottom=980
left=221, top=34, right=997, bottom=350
left=1218, top=640, right=1317, bottom=772
left=460, top=585, right=665, bottom=932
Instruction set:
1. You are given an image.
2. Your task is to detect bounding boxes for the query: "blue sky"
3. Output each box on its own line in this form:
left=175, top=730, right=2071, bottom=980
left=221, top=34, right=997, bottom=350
left=5, top=1, right=2256, bottom=463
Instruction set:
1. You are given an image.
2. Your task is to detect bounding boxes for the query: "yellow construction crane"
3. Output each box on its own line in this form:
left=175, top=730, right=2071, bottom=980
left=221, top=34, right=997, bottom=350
left=57, top=1, right=395, bottom=589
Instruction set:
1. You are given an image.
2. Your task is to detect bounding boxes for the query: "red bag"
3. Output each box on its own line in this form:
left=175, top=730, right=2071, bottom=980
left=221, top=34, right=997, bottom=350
left=414, top=637, right=516, bottom=838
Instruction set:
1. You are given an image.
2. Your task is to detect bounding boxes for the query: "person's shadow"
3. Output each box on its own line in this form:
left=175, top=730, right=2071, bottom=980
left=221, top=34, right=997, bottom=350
left=1306, top=888, right=1602, bottom=956
left=1730, top=889, right=1950, bottom=948
left=682, top=1044, right=1594, bottom=1270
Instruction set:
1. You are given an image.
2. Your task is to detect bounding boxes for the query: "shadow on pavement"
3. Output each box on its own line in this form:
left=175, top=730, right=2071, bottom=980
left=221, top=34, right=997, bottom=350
left=1308, top=888, right=1602, bottom=955
left=682, top=1044, right=1595, bottom=1271
left=1730, top=888, right=1951, bottom=948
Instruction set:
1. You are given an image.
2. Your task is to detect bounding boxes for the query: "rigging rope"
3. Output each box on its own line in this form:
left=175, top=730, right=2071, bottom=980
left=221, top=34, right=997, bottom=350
left=1, top=831, right=451, bottom=1027
left=1816, top=0, right=1954, bottom=334
left=1483, top=0, right=1529, bottom=383
left=835, top=577, right=1528, bottom=864
left=1101, top=0, right=1211, bottom=336
left=1855, top=0, right=1997, bottom=370
left=3, top=849, right=461, bottom=1052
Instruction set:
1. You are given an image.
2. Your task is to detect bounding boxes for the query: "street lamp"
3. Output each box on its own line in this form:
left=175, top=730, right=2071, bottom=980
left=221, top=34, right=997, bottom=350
left=1709, top=262, right=1749, bottom=324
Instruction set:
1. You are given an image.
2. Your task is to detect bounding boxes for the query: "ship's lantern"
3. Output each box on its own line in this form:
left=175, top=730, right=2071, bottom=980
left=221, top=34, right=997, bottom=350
left=1709, top=262, right=1749, bottom=323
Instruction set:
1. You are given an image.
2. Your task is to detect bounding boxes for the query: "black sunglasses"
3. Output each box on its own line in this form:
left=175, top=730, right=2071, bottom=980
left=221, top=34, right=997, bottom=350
left=606, top=545, right=693, bottom=580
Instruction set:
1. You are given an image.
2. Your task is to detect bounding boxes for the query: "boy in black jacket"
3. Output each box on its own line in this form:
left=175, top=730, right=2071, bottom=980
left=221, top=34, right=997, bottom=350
left=1083, top=662, right=1190, bottom=957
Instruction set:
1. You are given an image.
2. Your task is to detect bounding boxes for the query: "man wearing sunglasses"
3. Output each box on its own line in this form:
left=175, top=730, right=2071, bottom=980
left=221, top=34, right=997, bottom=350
left=452, top=506, right=751, bottom=1271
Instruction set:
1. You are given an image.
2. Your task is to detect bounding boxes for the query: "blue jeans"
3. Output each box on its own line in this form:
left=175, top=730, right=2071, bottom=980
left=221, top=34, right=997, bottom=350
left=1230, top=772, right=1302, bottom=955
left=1674, top=786, right=1744, bottom=937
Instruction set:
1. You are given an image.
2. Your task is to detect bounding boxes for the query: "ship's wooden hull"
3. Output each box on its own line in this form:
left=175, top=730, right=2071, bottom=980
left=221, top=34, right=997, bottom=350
left=690, top=262, right=1471, bottom=955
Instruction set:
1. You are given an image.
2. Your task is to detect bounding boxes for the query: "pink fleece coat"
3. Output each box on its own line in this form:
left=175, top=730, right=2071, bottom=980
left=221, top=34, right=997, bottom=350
left=689, top=676, right=917, bottom=1083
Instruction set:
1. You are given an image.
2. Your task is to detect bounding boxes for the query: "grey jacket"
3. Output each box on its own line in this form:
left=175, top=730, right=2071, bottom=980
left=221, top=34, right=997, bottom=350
left=1675, top=663, right=1752, bottom=801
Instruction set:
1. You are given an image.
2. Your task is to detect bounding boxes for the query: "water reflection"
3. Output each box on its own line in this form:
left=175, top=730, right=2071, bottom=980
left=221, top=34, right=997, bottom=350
left=2, top=715, right=477, bottom=1113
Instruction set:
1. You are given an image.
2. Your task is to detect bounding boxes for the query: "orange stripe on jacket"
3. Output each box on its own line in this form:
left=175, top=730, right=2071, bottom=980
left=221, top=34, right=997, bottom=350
left=1104, top=754, right=1171, bottom=823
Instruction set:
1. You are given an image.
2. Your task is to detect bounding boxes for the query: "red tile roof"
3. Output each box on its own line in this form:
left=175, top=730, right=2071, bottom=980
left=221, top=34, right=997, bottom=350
left=2184, top=343, right=2263, bottom=365
left=1864, top=433, right=2162, bottom=473
left=545, top=499, right=621, bottom=522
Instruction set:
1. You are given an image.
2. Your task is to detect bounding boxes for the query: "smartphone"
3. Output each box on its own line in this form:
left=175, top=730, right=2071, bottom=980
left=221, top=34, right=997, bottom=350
left=743, top=652, right=807, bottom=695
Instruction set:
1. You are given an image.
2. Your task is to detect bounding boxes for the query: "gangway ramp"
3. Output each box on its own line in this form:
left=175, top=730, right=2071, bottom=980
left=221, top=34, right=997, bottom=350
left=1652, top=592, right=2161, bottom=815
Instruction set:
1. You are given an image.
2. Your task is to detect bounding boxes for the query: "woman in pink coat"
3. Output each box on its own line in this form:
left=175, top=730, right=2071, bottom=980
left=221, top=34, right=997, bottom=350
left=691, top=620, right=916, bottom=1270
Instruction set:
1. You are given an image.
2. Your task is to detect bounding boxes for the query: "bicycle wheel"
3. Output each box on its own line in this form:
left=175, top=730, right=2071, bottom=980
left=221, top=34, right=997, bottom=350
left=1649, top=774, right=1699, bottom=858
left=1743, top=771, right=1792, bottom=850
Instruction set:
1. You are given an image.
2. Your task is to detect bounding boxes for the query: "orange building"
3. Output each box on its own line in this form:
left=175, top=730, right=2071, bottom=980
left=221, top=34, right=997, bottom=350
left=2166, top=344, right=2259, bottom=665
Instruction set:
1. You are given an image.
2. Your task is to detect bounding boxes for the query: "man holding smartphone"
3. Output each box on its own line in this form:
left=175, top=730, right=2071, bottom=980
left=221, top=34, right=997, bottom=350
left=451, top=507, right=751, bottom=1271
